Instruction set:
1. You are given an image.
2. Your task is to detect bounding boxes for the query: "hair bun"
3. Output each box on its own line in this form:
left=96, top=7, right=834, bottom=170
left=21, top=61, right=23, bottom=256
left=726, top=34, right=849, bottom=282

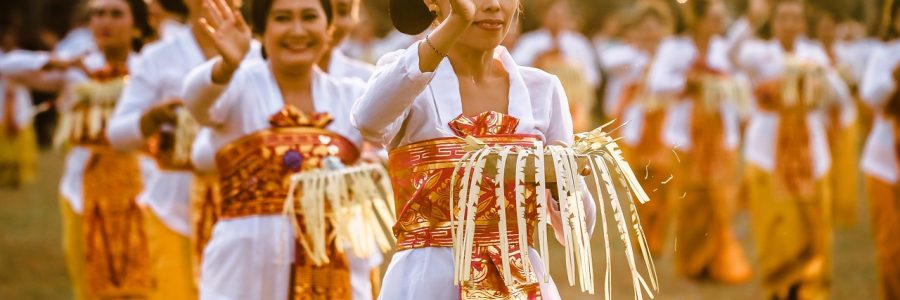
left=390, top=0, right=437, bottom=35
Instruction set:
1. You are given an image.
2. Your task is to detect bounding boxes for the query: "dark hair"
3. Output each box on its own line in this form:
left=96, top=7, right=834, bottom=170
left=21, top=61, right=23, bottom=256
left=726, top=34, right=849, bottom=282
left=251, top=0, right=333, bottom=35
left=881, top=0, right=900, bottom=40
left=158, top=0, right=190, bottom=18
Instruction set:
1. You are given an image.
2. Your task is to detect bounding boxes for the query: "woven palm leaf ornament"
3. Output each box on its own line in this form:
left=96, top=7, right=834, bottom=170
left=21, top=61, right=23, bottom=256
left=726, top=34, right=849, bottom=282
left=450, top=121, right=658, bottom=299
left=282, top=158, right=397, bottom=266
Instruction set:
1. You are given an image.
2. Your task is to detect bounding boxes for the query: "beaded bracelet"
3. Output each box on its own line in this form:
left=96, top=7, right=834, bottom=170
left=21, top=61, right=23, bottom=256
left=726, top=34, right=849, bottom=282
left=424, top=35, right=447, bottom=57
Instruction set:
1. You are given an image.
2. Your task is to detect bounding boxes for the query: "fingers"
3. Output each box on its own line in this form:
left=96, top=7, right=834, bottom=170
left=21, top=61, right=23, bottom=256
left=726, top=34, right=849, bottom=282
left=203, top=0, right=226, bottom=29
left=198, top=17, right=216, bottom=37
left=214, top=0, right=235, bottom=23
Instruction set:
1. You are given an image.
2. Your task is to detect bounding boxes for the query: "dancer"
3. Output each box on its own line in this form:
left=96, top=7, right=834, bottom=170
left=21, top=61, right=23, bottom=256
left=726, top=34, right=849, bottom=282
left=183, top=0, right=384, bottom=298
left=647, top=0, right=752, bottom=284
left=860, top=0, right=900, bottom=297
left=106, top=0, right=230, bottom=298
left=0, top=0, right=155, bottom=298
left=734, top=0, right=853, bottom=298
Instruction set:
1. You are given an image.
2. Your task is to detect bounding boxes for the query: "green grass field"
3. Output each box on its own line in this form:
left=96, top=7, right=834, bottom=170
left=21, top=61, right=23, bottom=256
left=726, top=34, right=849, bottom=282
left=0, top=150, right=879, bottom=299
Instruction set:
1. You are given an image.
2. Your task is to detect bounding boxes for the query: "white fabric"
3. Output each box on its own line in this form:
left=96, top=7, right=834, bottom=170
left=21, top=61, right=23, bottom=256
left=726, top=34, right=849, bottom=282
left=860, top=41, right=900, bottom=183
left=735, top=39, right=852, bottom=178
left=352, top=43, right=593, bottom=299
left=377, top=248, right=560, bottom=300
left=512, top=29, right=600, bottom=88
left=340, top=30, right=419, bottom=65
left=54, top=27, right=97, bottom=59
left=329, top=49, right=375, bottom=82
left=598, top=44, right=650, bottom=117
left=183, top=58, right=376, bottom=300
left=107, top=30, right=208, bottom=236
left=647, top=36, right=741, bottom=151
left=0, top=81, right=35, bottom=128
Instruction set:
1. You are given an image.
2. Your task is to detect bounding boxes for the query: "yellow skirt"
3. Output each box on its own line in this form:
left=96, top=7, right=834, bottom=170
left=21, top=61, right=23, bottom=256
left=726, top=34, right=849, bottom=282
left=829, top=120, right=860, bottom=227
left=60, top=197, right=89, bottom=300
left=866, top=176, right=900, bottom=300
left=0, top=126, right=37, bottom=186
left=746, top=166, right=832, bottom=300
left=143, top=207, right=197, bottom=300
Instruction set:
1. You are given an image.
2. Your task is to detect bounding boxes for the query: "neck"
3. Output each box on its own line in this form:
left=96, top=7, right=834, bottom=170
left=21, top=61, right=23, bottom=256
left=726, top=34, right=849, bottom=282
left=272, top=64, right=314, bottom=93
left=102, top=45, right=130, bottom=65
left=820, top=36, right=834, bottom=49
left=318, top=48, right=333, bottom=72
left=778, top=37, right=796, bottom=53
left=692, top=30, right=713, bottom=48
left=448, top=45, right=495, bottom=82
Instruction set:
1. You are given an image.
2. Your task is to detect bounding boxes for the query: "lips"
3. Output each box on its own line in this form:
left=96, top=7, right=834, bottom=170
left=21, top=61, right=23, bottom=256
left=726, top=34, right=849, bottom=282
left=473, top=19, right=504, bottom=31
left=281, top=39, right=316, bottom=52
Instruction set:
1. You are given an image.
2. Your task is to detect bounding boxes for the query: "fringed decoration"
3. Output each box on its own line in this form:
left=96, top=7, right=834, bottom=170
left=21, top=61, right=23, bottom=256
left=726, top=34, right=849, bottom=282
left=450, top=121, right=658, bottom=299
left=283, top=159, right=396, bottom=266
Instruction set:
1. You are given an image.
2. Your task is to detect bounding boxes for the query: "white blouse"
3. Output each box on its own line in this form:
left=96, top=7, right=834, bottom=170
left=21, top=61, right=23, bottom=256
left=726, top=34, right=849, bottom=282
left=735, top=39, right=853, bottom=177
left=598, top=44, right=651, bottom=118
left=352, top=43, right=595, bottom=300
left=646, top=36, right=742, bottom=151
left=512, top=29, right=600, bottom=89
left=860, top=40, right=900, bottom=183
left=107, top=30, right=208, bottom=236
left=183, top=57, right=373, bottom=300
left=0, top=50, right=34, bottom=128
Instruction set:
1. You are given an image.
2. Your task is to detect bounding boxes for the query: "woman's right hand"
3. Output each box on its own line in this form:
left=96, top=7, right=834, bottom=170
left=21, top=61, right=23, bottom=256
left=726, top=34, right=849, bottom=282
left=199, top=0, right=251, bottom=80
left=447, top=0, right=477, bottom=24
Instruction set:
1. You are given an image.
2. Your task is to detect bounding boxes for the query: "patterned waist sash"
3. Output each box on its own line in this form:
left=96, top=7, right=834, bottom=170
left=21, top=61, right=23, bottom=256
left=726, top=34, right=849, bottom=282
left=388, top=134, right=543, bottom=299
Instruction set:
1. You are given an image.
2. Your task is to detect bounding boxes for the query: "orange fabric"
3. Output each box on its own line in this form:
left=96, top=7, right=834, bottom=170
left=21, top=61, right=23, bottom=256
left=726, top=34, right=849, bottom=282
left=82, top=147, right=152, bottom=298
left=388, top=112, right=542, bottom=299
left=866, top=176, right=900, bottom=300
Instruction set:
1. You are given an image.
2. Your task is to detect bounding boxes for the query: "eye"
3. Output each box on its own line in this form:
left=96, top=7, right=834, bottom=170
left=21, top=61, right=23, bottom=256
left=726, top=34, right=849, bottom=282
left=90, top=8, right=106, bottom=18
left=110, top=8, right=124, bottom=18
left=301, top=11, right=319, bottom=22
left=272, top=12, right=291, bottom=22
left=336, top=4, right=350, bottom=17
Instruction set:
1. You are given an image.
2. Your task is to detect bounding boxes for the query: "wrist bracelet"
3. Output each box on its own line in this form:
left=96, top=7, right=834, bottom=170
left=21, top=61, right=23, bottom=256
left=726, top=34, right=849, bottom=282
left=424, top=35, right=447, bottom=57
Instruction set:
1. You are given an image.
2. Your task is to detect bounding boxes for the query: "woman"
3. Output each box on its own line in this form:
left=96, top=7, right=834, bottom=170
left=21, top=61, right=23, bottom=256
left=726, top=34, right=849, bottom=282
left=860, top=0, right=900, bottom=297
left=1, top=0, right=155, bottom=299
left=106, top=0, right=227, bottom=298
left=610, top=2, right=675, bottom=257
left=647, top=0, right=751, bottom=284
left=182, top=0, right=379, bottom=298
left=734, top=0, right=853, bottom=298
left=351, top=0, right=598, bottom=298
left=0, top=28, right=37, bottom=188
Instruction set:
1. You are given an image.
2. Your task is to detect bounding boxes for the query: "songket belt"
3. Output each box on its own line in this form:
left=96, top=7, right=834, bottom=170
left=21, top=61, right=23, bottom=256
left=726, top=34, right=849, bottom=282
left=215, top=127, right=359, bottom=219
left=388, top=134, right=544, bottom=299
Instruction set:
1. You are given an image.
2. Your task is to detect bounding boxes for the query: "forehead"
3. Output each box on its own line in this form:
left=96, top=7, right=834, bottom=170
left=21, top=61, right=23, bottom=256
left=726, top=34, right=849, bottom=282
left=271, top=0, right=322, bottom=10
left=90, top=0, right=129, bottom=9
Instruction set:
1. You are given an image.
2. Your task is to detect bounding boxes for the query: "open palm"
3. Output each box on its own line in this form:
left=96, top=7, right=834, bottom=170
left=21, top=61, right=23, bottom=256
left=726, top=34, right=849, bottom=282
left=199, top=0, right=251, bottom=68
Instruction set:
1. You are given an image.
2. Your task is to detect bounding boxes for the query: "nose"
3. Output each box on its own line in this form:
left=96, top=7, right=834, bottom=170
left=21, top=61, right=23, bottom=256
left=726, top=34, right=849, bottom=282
left=481, top=0, right=501, bottom=13
left=289, top=19, right=308, bottom=36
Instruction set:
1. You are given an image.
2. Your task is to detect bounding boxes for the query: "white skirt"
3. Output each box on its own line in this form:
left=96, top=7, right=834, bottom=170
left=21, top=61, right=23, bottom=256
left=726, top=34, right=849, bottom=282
left=378, top=247, right=561, bottom=300
left=200, top=215, right=381, bottom=300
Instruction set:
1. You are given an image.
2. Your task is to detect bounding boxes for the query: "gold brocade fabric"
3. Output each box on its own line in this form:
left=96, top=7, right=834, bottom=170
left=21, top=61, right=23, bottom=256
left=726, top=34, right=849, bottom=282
left=388, top=111, right=542, bottom=299
left=0, top=84, right=36, bottom=186
left=214, top=105, right=359, bottom=299
left=82, top=147, right=152, bottom=298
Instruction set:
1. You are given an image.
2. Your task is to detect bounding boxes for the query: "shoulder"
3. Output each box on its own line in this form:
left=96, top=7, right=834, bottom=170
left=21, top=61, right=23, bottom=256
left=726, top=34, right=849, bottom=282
left=797, top=41, right=830, bottom=65
left=319, top=70, right=368, bottom=99
left=519, top=66, right=563, bottom=93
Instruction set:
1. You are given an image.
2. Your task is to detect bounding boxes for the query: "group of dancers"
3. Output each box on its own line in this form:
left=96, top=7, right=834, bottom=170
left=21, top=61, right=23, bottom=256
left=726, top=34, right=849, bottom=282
left=0, top=0, right=898, bottom=299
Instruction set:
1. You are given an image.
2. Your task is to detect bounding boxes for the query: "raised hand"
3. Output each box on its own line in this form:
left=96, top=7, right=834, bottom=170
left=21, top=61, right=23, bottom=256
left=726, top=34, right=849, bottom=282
left=198, top=0, right=251, bottom=71
left=447, top=0, right=477, bottom=23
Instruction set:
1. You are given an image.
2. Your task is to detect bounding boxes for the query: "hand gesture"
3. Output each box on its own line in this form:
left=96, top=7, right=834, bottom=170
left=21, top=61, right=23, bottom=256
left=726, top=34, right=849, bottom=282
left=199, top=0, right=251, bottom=70
left=447, top=0, right=477, bottom=23
left=140, top=101, right=181, bottom=137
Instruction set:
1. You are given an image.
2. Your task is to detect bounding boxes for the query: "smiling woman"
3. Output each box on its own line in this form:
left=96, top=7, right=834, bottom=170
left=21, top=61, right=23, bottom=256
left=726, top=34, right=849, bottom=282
left=182, top=0, right=389, bottom=299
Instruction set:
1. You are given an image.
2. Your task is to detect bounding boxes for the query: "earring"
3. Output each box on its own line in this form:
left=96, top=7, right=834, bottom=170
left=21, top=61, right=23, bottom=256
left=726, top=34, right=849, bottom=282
left=428, top=3, right=439, bottom=15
